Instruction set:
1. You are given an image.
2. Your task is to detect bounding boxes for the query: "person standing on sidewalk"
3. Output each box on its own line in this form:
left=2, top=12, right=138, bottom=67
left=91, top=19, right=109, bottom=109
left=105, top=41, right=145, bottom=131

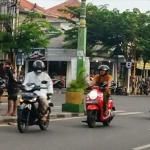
left=2, top=62, right=19, bottom=116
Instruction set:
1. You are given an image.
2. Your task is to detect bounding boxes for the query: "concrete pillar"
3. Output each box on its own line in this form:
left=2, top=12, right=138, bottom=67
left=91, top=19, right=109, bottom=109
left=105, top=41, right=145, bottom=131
left=66, top=61, right=71, bottom=87
left=111, top=63, right=115, bottom=80
left=114, top=62, right=118, bottom=84
left=47, top=61, right=49, bottom=74
left=25, top=61, right=28, bottom=75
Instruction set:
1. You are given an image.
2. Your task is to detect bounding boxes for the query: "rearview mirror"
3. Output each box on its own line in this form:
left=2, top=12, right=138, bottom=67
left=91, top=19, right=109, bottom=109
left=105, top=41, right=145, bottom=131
left=49, top=102, right=54, bottom=107
left=41, top=80, right=47, bottom=84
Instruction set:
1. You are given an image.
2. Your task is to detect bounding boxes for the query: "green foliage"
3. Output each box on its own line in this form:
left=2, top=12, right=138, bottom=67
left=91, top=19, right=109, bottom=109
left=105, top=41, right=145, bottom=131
left=0, top=12, right=60, bottom=55
left=58, top=3, right=150, bottom=62
left=69, top=67, right=88, bottom=90
left=58, top=4, right=102, bottom=56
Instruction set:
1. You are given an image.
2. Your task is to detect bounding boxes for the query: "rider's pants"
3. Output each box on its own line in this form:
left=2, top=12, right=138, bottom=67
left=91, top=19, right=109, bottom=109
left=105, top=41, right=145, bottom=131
left=103, top=91, right=110, bottom=103
left=38, top=96, right=49, bottom=114
left=103, top=91, right=110, bottom=111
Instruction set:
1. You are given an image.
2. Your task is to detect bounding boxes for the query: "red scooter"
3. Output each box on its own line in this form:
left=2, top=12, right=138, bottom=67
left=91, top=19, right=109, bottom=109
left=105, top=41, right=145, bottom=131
left=83, top=85, right=115, bottom=128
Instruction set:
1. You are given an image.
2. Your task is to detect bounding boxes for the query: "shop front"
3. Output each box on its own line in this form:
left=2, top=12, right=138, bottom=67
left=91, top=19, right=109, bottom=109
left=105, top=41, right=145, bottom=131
left=25, top=48, right=90, bottom=87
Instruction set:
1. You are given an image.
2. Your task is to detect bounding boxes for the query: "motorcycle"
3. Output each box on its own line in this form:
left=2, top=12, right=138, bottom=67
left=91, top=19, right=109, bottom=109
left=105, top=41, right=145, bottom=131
left=17, top=80, right=54, bottom=133
left=115, top=86, right=127, bottom=95
left=83, top=83, right=115, bottom=128
left=111, top=81, right=117, bottom=95
left=140, top=82, right=149, bottom=95
left=52, top=79, right=64, bottom=89
left=111, top=81, right=127, bottom=95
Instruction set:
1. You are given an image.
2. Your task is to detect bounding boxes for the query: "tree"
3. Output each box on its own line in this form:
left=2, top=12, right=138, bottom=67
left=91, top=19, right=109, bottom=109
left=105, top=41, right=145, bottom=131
left=58, top=4, right=150, bottom=60
left=58, top=4, right=138, bottom=60
left=136, top=18, right=150, bottom=76
left=59, top=3, right=150, bottom=94
left=58, top=4, right=108, bottom=57
left=0, top=12, right=61, bottom=63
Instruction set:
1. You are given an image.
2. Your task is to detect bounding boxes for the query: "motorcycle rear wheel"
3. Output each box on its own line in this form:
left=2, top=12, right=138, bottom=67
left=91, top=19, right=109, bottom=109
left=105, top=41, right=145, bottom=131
left=87, top=110, right=96, bottom=128
left=39, top=110, right=50, bottom=130
left=144, top=89, right=148, bottom=95
left=17, top=108, right=30, bottom=133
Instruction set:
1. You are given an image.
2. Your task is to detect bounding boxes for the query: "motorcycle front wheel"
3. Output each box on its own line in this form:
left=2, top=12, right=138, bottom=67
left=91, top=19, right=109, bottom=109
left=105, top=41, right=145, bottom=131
left=39, top=109, right=50, bottom=130
left=17, top=108, right=30, bottom=133
left=87, top=110, right=96, bottom=128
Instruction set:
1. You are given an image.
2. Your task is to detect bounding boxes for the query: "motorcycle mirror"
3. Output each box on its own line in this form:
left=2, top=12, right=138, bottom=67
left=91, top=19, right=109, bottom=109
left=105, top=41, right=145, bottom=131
left=41, top=80, right=47, bottom=84
left=49, top=102, right=54, bottom=107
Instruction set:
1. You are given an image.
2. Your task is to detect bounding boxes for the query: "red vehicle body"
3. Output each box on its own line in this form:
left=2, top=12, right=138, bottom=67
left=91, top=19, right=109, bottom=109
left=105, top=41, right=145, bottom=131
left=83, top=86, right=115, bottom=128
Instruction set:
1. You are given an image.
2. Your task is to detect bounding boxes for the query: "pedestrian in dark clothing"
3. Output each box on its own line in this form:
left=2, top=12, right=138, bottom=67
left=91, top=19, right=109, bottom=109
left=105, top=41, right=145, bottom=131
left=2, top=62, right=18, bottom=116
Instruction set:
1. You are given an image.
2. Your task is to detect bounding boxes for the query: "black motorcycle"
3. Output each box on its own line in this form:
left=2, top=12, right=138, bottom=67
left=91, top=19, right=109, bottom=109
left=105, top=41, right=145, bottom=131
left=140, top=82, right=149, bottom=95
left=111, top=81, right=117, bottom=95
left=17, top=80, right=53, bottom=133
left=111, top=81, right=127, bottom=95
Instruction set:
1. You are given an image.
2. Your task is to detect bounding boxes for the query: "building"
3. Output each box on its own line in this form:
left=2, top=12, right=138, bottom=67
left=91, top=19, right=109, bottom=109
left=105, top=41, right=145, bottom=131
left=24, top=0, right=124, bottom=86
left=44, top=0, right=123, bottom=85
left=19, top=0, right=47, bottom=19
left=45, top=0, right=80, bottom=30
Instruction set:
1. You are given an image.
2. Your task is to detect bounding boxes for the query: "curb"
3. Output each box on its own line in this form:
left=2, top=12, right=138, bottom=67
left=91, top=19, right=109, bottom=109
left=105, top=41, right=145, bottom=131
left=127, top=95, right=149, bottom=97
left=54, top=91, right=66, bottom=94
left=2, top=91, right=66, bottom=96
left=0, top=112, right=85, bottom=124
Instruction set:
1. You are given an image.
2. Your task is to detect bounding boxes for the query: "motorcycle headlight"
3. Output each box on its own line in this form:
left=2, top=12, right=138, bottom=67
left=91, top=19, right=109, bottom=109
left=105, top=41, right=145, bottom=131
left=29, top=97, right=37, bottom=102
left=89, top=90, right=98, bottom=99
left=19, top=98, right=24, bottom=103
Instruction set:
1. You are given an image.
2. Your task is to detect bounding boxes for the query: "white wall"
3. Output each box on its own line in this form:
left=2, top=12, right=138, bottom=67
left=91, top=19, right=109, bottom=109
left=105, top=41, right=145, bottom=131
left=65, top=57, right=90, bottom=87
left=66, top=61, right=71, bottom=87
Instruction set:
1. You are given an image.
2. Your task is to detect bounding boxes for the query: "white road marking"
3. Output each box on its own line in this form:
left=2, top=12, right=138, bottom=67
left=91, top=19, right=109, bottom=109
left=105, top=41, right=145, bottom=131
left=53, top=106, right=61, bottom=108
left=114, top=110, right=126, bottom=113
left=117, top=112, right=144, bottom=116
left=50, top=116, right=86, bottom=122
left=133, top=144, right=150, bottom=150
left=0, top=110, right=145, bottom=127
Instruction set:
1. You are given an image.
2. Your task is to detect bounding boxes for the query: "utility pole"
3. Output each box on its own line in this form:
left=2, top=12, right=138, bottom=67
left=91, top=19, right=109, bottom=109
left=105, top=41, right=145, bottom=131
left=76, top=0, right=87, bottom=77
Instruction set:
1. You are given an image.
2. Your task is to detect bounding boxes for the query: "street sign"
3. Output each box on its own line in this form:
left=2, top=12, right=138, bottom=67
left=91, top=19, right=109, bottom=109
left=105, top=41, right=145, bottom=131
left=77, top=50, right=84, bottom=59
left=126, top=61, right=132, bottom=69
left=16, top=52, right=23, bottom=66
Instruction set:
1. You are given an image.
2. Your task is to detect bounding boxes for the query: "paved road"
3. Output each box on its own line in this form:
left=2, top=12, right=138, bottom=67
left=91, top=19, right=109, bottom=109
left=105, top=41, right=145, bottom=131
left=0, top=95, right=150, bottom=150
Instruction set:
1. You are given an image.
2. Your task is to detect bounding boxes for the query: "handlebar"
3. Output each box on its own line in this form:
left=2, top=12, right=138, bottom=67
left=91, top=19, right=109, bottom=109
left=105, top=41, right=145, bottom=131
left=20, top=85, right=47, bottom=91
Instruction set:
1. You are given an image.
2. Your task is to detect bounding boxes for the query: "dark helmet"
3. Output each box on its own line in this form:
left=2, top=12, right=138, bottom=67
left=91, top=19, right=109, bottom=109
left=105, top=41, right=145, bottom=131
left=98, top=65, right=110, bottom=71
left=33, top=60, right=45, bottom=73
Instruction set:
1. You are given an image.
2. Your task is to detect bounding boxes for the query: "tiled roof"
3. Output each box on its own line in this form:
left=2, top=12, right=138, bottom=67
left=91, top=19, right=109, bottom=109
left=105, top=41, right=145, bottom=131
left=46, top=0, right=80, bottom=19
left=19, top=0, right=46, bottom=14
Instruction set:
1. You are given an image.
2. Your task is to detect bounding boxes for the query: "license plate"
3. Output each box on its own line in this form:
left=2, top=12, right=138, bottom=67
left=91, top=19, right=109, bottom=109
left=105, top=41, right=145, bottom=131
left=22, top=92, right=34, bottom=97
left=86, top=100, right=97, bottom=104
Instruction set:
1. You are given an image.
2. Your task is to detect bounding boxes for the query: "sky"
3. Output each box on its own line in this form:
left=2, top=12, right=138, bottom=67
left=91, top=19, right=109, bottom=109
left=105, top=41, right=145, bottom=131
left=28, top=0, right=150, bottom=12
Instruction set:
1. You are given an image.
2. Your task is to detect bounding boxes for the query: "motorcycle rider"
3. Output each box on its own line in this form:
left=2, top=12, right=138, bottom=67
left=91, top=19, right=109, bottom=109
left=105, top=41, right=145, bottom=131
left=90, top=65, right=113, bottom=116
left=139, top=76, right=145, bottom=94
left=23, top=60, right=53, bottom=122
